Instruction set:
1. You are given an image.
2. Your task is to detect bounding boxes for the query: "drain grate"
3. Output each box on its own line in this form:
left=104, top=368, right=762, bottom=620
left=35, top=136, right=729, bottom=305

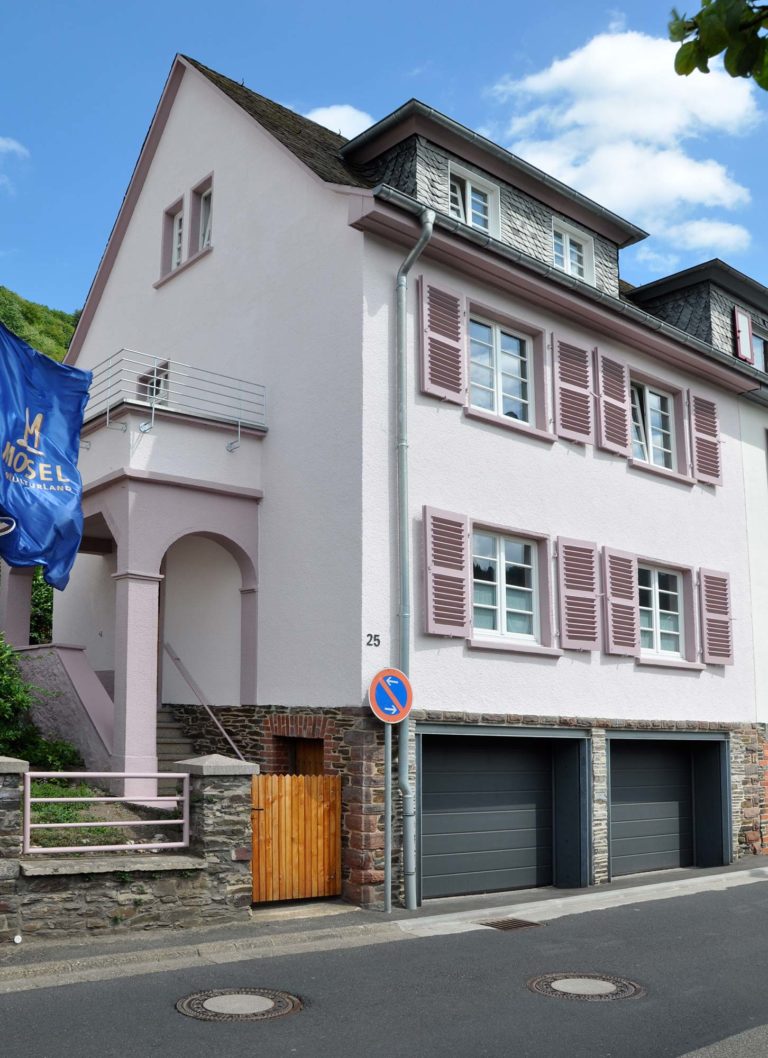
left=176, top=988, right=303, bottom=1022
left=482, top=918, right=542, bottom=931
left=527, top=972, right=645, bottom=1002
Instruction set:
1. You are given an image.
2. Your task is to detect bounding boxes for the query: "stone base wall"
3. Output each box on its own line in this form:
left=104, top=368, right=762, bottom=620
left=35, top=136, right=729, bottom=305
left=173, top=705, right=388, bottom=907
left=173, top=706, right=765, bottom=907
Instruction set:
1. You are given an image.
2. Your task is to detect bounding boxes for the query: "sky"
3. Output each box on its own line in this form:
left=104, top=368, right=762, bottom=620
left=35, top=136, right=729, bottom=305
left=1, top=0, right=766, bottom=312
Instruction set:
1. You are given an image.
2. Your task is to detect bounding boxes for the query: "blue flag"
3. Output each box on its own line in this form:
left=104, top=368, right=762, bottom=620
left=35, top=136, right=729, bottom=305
left=0, top=322, right=92, bottom=590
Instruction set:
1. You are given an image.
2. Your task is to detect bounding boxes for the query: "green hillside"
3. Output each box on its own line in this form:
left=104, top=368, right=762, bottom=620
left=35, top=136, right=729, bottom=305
left=0, top=286, right=79, bottom=362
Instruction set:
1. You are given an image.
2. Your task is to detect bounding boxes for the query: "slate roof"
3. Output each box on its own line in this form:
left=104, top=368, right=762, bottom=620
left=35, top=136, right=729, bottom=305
left=183, top=57, right=368, bottom=188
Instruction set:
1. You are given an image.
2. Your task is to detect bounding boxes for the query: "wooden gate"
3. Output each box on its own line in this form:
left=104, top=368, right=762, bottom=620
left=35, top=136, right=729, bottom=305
left=251, top=774, right=342, bottom=902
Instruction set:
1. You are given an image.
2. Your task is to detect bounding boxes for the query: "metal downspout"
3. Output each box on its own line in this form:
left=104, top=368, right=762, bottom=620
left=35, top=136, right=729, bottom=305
left=395, top=207, right=435, bottom=911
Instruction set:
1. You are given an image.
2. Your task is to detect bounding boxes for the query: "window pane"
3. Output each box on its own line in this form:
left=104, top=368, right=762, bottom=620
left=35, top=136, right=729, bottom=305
left=473, top=607, right=496, bottom=630
left=639, top=609, right=653, bottom=630
left=641, top=630, right=654, bottom=649
left=506, top=587, right=533, bottom=611
left=471, top=363, right=494, bottom=387
left=473, top=534, right=496, bottom=560
left=660, top=633, right=681, bottom=653
left=469, top=320, right=493, bottom=344
left=474, top=582, right=496, bottom=606
left=657, top=571, right=678, bottom=594
left=502, top=396, right=527, bottom=421
left=470, top=188, right=489, bottom=230
left=569, top=238, right=585, bottom=278
left=553, top=230, right=565, bottom=269
left=470, top=386, right=494, bottom=410
left=505, top=540, right=531, bottom=566
left=506, top=612, right=533, bottom=635
left=638, top=567, right=652, bottom=588
left=500, top=332, right=524, bottom=356
left=449, top=178, right=465, bottom=221
left=659, top=611, right=680, bottom=632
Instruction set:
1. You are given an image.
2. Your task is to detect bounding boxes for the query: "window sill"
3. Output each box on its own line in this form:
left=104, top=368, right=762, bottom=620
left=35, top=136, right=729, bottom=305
left=468, top=638, right=563, bottom=658
left=464, top=407, right=556, bottom=444
left=635, top=655, right=705, bottom=671
left=154, top=244, right=213, bottom=289
left=628, top=459, right=694, bottom=487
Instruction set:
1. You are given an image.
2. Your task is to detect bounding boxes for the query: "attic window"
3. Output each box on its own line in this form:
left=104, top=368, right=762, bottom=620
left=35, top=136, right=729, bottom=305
left=448, top=166, right=498, bottom=235
left=190, top=174, right=214, bottom=254
left=161, top=198, right=185, bottom=276
left=552, top=220, right=595, bottom=285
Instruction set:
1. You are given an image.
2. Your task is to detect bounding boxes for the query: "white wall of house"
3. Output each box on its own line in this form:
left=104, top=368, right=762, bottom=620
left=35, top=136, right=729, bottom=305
left=58, top=62, right=367, bottom=709
left=161, top=535, right=241, bottom=705
left=739, top=400, right=768, bottom=722
left=53, top=551, right=116, bottom=676
left=361, top=238, right=755, bottom=723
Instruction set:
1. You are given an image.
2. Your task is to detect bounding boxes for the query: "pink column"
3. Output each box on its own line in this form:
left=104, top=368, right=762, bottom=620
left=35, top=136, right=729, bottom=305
left=112, top=570, right=162, bottom=798
left=239, top=586, right=257, bottom=705
left=0, top=563, right=34, bottom=647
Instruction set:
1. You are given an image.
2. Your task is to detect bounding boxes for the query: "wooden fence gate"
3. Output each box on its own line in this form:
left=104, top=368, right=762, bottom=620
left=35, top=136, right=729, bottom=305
left=251, top=774, right=342, bottom=903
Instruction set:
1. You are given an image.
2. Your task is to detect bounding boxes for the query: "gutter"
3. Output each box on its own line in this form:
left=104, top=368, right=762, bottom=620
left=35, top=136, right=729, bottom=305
left=373, top=184, right=765, bottom=397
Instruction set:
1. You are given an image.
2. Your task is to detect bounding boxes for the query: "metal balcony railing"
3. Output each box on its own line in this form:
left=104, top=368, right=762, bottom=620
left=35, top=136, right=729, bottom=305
left=85, top=349, right=267, bottom=435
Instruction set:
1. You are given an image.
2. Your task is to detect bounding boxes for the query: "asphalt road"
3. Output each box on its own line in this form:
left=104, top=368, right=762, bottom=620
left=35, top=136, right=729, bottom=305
left=2, top=882, right=768, bottom=1058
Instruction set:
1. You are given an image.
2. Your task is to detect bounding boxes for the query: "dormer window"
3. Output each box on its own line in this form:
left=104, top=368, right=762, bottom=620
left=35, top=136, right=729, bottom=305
left=552, top=221, right=595, bottom=285
left=754, top=331, right=767, bottom=372
left=448, top=166, right=499, bottom=236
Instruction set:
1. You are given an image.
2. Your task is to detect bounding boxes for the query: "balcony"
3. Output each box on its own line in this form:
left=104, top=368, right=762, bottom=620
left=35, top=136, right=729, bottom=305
left=85, top=349, right=267, bottom=436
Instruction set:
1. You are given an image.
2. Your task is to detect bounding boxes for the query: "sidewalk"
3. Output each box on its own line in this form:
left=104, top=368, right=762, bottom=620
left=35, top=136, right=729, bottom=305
left=1, top=857, right=767, bottom=994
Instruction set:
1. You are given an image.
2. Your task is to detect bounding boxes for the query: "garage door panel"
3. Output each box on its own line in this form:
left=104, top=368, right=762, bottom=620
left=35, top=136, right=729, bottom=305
left=421, top=736, right=553, bottom=898
left=423, top=824, right=552, bottom=856
left=610, top=742, right=693, bottom=877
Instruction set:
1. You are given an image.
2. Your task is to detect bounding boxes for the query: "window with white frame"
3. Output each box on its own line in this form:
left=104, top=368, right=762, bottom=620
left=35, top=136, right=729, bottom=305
left=448, top=167, right=498, bottom=234
left=469, top=318, right=532, bottom=423
left=137, top=361, right=169, bottom=405
left=552, top=222, right=595, bottom=284
left=472, top=531, right=539, bottom=640
left=631, top=381, right=676, bottom=471
left=754, top=331, right=767, bottom=372
left=171, top=209, right=184, bottom=270
left=638, top=565, right=683, bottom=657
left=198, top=188, right=213, bottom=250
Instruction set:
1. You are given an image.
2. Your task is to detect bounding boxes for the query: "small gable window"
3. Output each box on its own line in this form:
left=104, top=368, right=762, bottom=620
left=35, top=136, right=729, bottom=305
left=448, top=166, right=498, bottom=236
left=171, top=210, right=184, bottom=270
left=552, top=221, right=595, bottom=285
left=190, top=174, right=214, bottom=254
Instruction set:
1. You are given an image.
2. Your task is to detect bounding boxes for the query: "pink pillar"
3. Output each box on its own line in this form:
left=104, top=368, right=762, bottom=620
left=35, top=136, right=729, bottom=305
left=112, top=570, right=162, bottom=798
left=0, top=563, right=33, bottom=647
left=239, top=586, right=257, bottom=705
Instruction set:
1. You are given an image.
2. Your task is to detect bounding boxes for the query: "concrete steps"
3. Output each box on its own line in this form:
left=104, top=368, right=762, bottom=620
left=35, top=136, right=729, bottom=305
left=156, top=707, right=195, bottom=794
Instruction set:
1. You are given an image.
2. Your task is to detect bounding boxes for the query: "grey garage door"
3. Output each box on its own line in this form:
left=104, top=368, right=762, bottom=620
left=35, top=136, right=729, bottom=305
left=421, top=737, right=553, bottom=899
left=610, top=742, right=693, bottom=877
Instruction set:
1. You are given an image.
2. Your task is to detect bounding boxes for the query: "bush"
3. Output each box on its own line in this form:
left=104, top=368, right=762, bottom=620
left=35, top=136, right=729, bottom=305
left=0, top=634, right=82, bottom=769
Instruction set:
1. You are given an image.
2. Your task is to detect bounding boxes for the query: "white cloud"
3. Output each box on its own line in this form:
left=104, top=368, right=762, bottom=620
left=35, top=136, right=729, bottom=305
left=666, top=219, right=751, bottom=253
left=304, top=104, right=374, bottom=140
left=489, top=29, right=760, bottom=263
left=634, top=246, right=681, bottom=274
left=0, top=137, right=28, bottom=158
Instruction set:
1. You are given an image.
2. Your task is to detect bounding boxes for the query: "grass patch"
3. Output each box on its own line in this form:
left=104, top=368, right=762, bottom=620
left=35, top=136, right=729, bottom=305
left=30, top=779, right=129, bottom=849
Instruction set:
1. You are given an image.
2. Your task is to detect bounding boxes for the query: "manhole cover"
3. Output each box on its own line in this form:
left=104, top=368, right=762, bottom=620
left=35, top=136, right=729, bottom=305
left=176, top=988, right=303, bottom=1022
left=527, top=973, right=645, bottom=1001
left=482, top=918, right=542, bottom=931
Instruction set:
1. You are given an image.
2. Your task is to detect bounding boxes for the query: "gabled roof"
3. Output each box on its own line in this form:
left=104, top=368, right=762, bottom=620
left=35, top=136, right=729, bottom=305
left=182, top=57, right=367, bottom=188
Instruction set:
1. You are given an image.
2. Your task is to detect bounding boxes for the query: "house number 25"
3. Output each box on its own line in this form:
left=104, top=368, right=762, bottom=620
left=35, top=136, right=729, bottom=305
left=366, top=634, right=381, bottom=647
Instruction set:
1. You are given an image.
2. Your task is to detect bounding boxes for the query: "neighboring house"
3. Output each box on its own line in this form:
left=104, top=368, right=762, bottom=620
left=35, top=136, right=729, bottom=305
left=2, top=54, right=767, bottom=907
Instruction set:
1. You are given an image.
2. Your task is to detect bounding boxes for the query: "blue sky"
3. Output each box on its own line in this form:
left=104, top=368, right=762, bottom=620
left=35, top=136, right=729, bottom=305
left=1, top=0, right=766, bottom=312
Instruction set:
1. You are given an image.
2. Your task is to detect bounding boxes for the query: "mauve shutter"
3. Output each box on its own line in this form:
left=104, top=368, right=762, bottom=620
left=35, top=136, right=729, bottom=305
left=423, top=506, right=469, bottom=636
left=595, top=349, right=631, bottom=457
left=602, top=549, right=639, bottom=656
left=557, top=537, right=600, bottom=650
left=689, top=391, right=722, bottom=485
left=734, top=306, right=754, bottom=363
left=699, top=569, right=733, bottom=665
left=419, top=277, right=465, bottom=404
left=554, top=337, right=595, bottom=444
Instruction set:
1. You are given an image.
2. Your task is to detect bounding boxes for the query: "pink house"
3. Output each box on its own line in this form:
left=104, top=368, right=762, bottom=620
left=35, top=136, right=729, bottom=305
left=3, top=55, right=768, bottom=907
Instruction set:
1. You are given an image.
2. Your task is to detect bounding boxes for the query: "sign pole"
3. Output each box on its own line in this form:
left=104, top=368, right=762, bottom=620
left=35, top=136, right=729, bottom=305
left=367, top=668, right=413, bottom=916
left=384, top=723, right=392, bottom=913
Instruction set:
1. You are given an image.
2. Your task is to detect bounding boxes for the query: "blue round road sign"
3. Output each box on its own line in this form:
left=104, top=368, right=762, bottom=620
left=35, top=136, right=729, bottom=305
left=368, top=668, right=413, bottom=724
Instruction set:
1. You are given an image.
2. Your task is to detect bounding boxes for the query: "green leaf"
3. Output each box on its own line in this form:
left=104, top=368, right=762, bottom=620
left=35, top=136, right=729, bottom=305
left=724, top=34, right=760, bottom=75
left=675, top=40, right=700, bottom=73
left=696, top=6, right=730, bottom=52
left=669, top=9, right=691, bottom=40
left=753, top=39, right=768, bottom=88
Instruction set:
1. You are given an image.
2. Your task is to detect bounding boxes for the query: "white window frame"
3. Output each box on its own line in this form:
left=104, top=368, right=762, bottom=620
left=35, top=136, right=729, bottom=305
left=630, top=380, right=678, bottom=472
left=448, top=164, right=500, bottom=237
left=638, top=564, right=684, bottom=659
left=199, top=188, right=213, bottom=251
left=552, top=219, right=595, bottom=285
left=471, top=530, right=540, bottom=643
left=171, top=209, right=184, bottom=270
left=468, top=315, right=534, bottom=425
left=753, top=329, right=768, bottom=373
left=137, top=361, right=169, bottom=405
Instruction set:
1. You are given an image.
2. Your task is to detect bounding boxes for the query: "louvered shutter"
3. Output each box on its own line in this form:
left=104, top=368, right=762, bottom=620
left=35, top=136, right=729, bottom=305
left=602, top=549, right=639, bottom=656
left=419, top=278, right=465, bottom=404
left=557, top=538, right=600, bottom=650
left=595, top=349, right=631, bottom=457
left=554, top=337, right=594, bottom=444
left=699, top=569, right=733, bottom=665
left=689, top=391, right=722, bottom=485
left=734, top=307, right=754, bottom=363
left=423, top=506, right=469, bottom=636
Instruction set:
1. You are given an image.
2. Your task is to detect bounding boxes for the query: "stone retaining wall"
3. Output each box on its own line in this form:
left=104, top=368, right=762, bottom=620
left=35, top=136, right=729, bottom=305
left=0, top=754, right=258, bottom=942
